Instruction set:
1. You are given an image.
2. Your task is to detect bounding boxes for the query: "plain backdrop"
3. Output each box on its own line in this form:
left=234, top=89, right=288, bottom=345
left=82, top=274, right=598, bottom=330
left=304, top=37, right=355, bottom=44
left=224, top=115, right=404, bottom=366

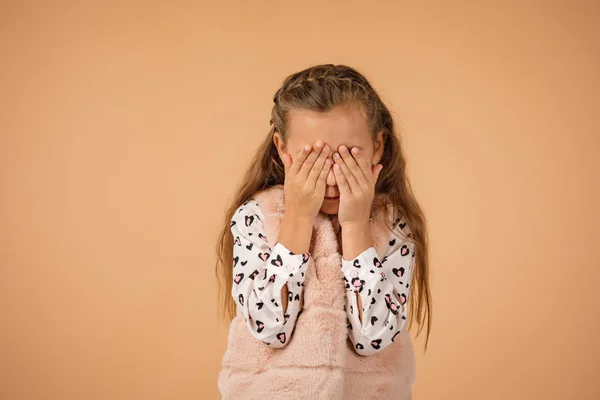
left=1, top=1, right=599, bottom=399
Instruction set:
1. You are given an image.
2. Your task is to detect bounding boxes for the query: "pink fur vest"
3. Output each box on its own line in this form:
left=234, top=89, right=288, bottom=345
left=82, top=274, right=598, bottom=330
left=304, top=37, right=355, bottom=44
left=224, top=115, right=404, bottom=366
left=218, top=184, right=416, bottom=400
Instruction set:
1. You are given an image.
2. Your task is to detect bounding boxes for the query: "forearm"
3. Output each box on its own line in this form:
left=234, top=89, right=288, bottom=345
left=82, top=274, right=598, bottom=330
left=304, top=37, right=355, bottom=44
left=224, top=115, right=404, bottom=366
left=341, top=220, right=373, bottom=322
left=341, top=220, right=372, bottom=262
left=345, top=275, right=406, bottom=356
left=231, top=200, right=311, bottom=348
left=341, top=236, right=415, bottom=356
left=278, top=212, right=314, bottom=255
left=277, top=213, right=313, bottom=313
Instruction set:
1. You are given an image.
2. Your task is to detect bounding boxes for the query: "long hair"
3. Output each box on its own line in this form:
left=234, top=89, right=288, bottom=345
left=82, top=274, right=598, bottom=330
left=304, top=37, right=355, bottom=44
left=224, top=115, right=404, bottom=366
left=215, top=64, right=432, bottom=352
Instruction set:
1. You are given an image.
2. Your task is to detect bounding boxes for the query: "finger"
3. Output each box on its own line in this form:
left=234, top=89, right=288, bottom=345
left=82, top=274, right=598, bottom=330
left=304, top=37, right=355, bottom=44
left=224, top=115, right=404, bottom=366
left=290, top=144, right=312, bottom=175
left=339, top=145, right=367, bottom=190
left=333, top=150, right=360, bottom=193
left=307, top=144, right=330, bottom=187
left=316, top=158, right=332, bottom=189
left=281, top=152, right=291, bottom=173
left=299, top=141, right=324, bottom=179
left=333, top=162, right=352, bottom=197
left=372, top=163, right=383, bottom=182
left=350, top=147, right=373, bottom=182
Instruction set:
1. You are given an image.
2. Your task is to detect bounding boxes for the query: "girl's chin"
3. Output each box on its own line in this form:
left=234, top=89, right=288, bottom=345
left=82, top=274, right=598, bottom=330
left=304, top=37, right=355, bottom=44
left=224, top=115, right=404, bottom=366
left=320, top=203, right=339, bottom=215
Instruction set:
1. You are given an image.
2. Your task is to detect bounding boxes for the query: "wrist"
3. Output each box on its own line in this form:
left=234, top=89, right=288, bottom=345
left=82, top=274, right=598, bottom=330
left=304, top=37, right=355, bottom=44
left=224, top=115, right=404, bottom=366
left=341, top=221, right=373, bottom=260
left=340, top=218, right=370, bottom=230
left=279, top=212, right=314, bottom=255
left=283, top=212, right=315, bottom=227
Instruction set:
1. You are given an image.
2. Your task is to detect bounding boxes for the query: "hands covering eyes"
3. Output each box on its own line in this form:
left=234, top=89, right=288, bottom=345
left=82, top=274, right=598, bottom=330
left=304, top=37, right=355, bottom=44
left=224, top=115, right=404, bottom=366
left=332, top=145, right=383, bottom=226
left=279, top=141, right=382, bottom=224
left=280, top=140, right=332, bottom=220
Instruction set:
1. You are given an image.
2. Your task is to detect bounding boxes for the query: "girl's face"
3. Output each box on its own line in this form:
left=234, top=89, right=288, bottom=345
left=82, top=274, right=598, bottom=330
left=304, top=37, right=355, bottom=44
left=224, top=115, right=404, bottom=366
left=273, top=102, right=385, bottom=215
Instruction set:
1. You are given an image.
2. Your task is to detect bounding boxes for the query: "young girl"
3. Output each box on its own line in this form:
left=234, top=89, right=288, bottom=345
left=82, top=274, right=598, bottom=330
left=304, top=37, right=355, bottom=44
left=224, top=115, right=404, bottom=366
left=216, top=64, right=431, bottom=399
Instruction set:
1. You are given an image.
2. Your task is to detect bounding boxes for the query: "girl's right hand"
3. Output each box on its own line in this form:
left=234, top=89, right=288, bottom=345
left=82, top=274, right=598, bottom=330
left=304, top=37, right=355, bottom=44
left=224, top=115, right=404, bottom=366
left=280, top=140, right=332, bottom=220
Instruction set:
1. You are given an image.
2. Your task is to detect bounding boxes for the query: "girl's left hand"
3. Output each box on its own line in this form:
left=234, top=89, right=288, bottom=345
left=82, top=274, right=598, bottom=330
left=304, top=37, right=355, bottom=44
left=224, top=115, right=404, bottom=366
left=333, top=145, right=383, bottom=227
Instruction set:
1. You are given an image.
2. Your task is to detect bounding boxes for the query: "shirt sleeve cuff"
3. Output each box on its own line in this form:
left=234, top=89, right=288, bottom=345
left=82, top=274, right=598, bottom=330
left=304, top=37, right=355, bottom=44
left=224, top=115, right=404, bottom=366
left=262, top=241, right=311, bottom=282
left=341, top=246, right=383, bottom=289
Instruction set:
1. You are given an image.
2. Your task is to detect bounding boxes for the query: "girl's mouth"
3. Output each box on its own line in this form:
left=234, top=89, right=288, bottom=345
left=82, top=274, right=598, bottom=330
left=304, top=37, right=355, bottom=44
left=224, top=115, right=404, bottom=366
left=325, top=196, right=340, bottom=200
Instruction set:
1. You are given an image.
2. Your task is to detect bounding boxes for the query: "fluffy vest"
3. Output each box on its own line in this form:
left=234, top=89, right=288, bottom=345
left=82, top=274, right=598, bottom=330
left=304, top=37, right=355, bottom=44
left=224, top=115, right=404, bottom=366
left=218, top=184, right=416, bottom=400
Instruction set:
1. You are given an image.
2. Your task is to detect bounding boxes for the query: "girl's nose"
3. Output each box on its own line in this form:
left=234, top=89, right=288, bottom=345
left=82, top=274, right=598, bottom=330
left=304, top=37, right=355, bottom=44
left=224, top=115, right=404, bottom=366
left=326, top=166, right=336, bottom=186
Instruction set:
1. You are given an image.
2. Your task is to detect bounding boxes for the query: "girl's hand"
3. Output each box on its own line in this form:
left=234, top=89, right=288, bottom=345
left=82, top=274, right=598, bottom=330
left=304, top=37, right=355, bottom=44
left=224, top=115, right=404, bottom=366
left=280, top=140, right=332, bottom=220
left=333, top=145, right=383, bottom=226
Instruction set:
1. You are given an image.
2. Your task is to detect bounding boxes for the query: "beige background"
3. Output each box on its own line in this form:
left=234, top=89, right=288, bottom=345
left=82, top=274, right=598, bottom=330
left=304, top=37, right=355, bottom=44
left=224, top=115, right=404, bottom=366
left=1, top=1, right=599, bottom=399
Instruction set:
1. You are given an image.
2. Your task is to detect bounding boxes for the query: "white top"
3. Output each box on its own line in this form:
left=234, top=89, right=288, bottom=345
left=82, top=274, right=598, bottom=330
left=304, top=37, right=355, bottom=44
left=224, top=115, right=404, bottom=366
left=230, top=199, right=416, bottom=356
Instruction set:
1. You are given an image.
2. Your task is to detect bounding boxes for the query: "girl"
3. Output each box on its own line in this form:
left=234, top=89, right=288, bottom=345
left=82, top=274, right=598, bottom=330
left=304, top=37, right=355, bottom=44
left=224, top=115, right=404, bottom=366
left=216, top=64, right=431, bottom=399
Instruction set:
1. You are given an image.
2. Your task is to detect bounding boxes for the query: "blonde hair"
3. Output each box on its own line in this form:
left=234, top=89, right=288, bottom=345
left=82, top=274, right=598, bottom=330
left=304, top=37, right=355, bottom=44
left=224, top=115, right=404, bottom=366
left=215, top=64, right=432, bottom=352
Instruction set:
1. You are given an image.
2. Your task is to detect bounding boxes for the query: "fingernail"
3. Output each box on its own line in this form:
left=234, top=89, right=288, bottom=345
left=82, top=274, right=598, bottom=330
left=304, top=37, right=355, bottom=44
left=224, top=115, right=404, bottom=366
left=304, top=144, right=310, bottom=151
left=351, top=147, right=359, bottom=155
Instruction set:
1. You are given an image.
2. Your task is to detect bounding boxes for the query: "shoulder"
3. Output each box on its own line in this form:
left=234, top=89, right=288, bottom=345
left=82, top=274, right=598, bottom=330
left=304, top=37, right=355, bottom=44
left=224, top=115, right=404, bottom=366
left=387, top=211, right=416, bottom=248
left=231, top=199, right=265, bottom=231
left=251, top=184, right=285, bottom=218
left=392, top=215, right=413, bottom=236
left=230, top=185, right=285, bottom=230
left=381, top=213, right=416, bottom=261
left=373, top=194, right=413, bottom=240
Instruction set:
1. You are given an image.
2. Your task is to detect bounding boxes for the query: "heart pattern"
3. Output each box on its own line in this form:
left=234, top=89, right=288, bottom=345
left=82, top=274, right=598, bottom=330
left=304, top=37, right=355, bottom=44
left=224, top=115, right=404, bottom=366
left=229, top=198, right=415, bottom=356
left=400, top=245, right=409, bottom=256
left=270, top=254, right=283, bottom=267
left=276, top=332, right=286, bottom=344
left=234, top=273, right=244, bottom=284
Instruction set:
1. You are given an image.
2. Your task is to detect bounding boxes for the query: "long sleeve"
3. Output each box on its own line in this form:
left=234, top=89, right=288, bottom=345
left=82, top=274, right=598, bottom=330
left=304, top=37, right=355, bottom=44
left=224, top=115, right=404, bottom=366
left=341, top=216, right=416, bottom=356
left=230, top=200, right=310, bottom=348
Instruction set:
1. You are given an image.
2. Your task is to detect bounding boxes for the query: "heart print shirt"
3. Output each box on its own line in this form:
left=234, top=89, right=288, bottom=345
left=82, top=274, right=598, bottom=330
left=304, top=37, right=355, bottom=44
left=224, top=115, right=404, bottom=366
left=230, top=199, right=416, bottom=356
